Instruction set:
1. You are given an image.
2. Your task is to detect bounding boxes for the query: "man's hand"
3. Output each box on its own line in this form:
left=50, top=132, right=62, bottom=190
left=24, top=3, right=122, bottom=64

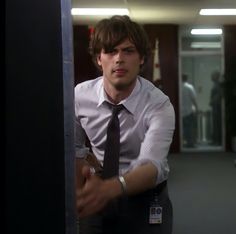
left=76, top=161, right=158, bottom=218
left=76, top=165, right=121, bottom=218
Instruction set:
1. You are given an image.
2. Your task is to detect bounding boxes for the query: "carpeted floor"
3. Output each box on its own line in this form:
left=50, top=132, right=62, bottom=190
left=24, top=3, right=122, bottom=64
left=168, top=152, right=236, bottom=234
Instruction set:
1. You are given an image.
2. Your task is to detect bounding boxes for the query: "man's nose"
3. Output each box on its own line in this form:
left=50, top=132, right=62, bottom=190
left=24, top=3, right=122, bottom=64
left=115, top=51, right=124, bottom=63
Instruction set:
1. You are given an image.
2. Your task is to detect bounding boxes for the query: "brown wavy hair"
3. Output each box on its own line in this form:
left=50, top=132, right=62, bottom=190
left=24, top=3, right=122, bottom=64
left=89, top=15, right=151, bottom=70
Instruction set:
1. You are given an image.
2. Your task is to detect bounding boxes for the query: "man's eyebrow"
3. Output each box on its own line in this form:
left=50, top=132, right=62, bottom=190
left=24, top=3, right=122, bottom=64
left=121, top=46, right=136, bottom=50
left=104, top=45, right=136, bottom=52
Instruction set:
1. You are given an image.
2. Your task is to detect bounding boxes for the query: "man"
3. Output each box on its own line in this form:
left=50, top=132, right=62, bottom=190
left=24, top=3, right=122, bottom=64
left=181, top=74, right=198, bottom=147
left=75, top=15, right=175, bottom=234
left=209, top=71, right=222, bottom=145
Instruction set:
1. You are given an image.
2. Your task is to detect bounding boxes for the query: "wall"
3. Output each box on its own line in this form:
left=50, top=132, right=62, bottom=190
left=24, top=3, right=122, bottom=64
left=6, top=1, right=76, bottom=233
left=73, top=25, right=101, bottom=85
left=224, top=25, right=236, bottom=151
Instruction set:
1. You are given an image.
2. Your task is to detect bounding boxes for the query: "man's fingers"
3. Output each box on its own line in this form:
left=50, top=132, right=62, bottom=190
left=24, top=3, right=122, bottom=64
left=81, top=165, right=92, bottom=179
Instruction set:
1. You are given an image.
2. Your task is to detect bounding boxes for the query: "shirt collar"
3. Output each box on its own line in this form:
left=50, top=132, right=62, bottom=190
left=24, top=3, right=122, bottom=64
left=97, top=77, right=106, bottom=107
left=97, top=76, right=141, bottom=115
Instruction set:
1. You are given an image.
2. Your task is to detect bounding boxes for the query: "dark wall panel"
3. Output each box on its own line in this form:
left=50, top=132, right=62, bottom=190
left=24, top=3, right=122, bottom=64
left=223, top=25, right=236, bottom=151
left=6, top=0, right=75, bottom=233
left=73, top=25, right=101, bottom=85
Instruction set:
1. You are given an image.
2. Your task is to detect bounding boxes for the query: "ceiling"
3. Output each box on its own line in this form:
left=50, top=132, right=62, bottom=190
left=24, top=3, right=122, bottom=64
left=71, top=0, right=236, bottom=26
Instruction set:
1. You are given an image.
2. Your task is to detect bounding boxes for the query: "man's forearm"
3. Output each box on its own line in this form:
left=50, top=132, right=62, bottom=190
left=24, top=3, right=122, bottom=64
left=76, top=158, right=157, bottom=196
left=122, top=162, right=158, bottom=196
left=76, top=161, right=158, bottom=217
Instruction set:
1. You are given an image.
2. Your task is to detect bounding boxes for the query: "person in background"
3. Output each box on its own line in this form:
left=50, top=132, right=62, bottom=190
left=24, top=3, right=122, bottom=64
left=75, top=15, right=175, bottom=234
left=181, top=74, right=198, bottom=147
left=210, top=70, right=222, bottom=145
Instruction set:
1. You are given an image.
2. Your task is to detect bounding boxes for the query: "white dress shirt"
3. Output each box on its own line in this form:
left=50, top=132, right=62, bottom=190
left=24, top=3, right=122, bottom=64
left=75, top=76, right=175, bottom=184
left=182, top=81, right=197, bottom=117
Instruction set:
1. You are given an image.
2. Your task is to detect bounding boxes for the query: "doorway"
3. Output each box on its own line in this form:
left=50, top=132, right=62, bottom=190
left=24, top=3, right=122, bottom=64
left=179, top=26, right=225, bottom=152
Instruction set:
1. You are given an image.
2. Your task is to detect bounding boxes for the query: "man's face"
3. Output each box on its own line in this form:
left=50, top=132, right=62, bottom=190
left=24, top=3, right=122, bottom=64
left=97, top=38, right=144, bottom=90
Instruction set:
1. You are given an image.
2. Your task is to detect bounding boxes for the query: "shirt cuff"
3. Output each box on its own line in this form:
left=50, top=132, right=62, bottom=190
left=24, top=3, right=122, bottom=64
left=75, top=147, right=90, bottom=159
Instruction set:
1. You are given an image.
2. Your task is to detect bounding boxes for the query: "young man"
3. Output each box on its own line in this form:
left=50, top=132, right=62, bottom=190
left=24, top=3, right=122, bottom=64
left=181, top=74, right=198, bottom=147
left=75, top=15, right=175, bottom=234
left=209, top=71, right=222, bottom=145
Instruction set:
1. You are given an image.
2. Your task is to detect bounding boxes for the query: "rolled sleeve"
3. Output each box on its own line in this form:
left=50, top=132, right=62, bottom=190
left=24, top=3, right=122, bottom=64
left=130, top=101, right=175, bottom=185
left=75, top=112, right=90, bottom=159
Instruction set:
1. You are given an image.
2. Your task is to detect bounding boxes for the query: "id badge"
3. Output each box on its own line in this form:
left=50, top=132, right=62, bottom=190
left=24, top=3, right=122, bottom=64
left=149, top=192, right=162, bottom=224
left=149, top=205, right=162, bottom=224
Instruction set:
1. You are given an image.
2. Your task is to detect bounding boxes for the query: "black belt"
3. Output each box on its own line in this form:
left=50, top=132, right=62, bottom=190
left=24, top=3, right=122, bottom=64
left=132, top=180, right=168, bottom=201
left=153, top=180, right=167, bottom=195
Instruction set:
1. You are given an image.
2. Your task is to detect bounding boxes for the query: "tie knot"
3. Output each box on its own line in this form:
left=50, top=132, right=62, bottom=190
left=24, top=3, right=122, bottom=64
left=112, top=104, right=124, bottom=112
left=106, top=102, right=124, bottom=115
left=111, top=104, right=124, bottom=114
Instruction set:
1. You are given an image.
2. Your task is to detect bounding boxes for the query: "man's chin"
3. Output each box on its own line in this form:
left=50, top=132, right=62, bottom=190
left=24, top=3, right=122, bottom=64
left=114, top=82, right=132, bottom=91
left=111, top=75, right=137, bottom=91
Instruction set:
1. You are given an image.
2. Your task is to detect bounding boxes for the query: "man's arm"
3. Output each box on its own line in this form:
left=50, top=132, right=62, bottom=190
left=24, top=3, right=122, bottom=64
left=77, top=161, right=157, bottom=217
left=122, top=162, right=157, bottom=195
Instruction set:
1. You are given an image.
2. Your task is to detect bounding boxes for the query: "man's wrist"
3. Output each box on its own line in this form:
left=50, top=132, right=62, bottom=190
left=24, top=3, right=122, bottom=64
left=117, top=176, right=127, bottom=195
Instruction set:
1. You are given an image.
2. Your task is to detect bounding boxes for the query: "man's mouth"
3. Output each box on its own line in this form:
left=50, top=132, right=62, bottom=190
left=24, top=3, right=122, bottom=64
left=113, top=69, right=127, bottom=76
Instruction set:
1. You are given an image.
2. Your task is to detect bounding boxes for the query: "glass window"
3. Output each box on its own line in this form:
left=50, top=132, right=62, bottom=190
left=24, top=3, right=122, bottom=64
left=179, top=26, right=225, bottom=151
left=180, top=26, right=222, bottom=52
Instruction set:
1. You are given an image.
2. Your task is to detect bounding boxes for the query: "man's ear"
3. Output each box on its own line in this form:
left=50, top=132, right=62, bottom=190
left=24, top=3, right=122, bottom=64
left=140, top=56, right=144, bottom=65
left=97, top=55, right=101, bottom=66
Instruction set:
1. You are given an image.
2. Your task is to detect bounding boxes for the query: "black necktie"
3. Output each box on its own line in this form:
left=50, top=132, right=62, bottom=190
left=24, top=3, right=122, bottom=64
left=102, top=104, right=123, bottom=179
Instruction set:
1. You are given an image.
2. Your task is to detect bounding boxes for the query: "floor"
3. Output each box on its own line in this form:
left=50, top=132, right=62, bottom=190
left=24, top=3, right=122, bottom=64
left=168, top=152, right=236, bottom=234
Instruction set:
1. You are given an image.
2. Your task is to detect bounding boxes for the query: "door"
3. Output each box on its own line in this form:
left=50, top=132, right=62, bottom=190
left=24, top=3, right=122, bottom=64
left=179, top=26, right=225, bottom=151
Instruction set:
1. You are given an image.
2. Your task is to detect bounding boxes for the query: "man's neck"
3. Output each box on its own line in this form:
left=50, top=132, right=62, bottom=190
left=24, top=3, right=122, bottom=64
left=104, top=80, right=137, bottom=104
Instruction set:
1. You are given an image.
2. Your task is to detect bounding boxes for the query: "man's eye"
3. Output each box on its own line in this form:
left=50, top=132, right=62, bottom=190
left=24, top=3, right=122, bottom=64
left=105, top=49, right=116, bottom=54
left=125, top=49, right=135, bottom=53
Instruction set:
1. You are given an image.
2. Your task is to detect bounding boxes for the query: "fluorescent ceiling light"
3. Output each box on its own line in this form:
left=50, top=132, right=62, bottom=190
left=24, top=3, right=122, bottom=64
left=71, top=8, right=129, bottom=16
left=191, top=28, right=222, bottom=35
left=200, top=9, right=236, bottom=15
left=191, top=42, right=221, bottom=49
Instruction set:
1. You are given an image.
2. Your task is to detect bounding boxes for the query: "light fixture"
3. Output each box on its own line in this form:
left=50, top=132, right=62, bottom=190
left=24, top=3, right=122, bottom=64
left=191, top=42, right=221, bottom=49
left=200, top=9, right=236, bottom=15
left=191, top=28, right=222, bottom=35
left=71, top=8, right=129, bottom=16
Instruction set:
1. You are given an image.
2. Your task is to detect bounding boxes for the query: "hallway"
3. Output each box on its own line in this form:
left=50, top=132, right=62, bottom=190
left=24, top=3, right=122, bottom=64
left=168, top=152, right=236, bottom=234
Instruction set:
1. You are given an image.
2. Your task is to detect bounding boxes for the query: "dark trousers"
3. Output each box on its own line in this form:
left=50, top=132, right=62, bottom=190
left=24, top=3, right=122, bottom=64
left=212, top=106, right=222, bottom=144
left=78, top=181, right=173, bottom=234
left=183, top=113, right=196, bottom=146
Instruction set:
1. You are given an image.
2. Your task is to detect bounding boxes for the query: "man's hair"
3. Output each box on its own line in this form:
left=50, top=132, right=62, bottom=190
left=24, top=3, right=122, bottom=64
left=211, top=70, right=221, bottom=81
left=89, top=15, right=151, bottom=69
left=182, top=74, right=188, bottom=82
